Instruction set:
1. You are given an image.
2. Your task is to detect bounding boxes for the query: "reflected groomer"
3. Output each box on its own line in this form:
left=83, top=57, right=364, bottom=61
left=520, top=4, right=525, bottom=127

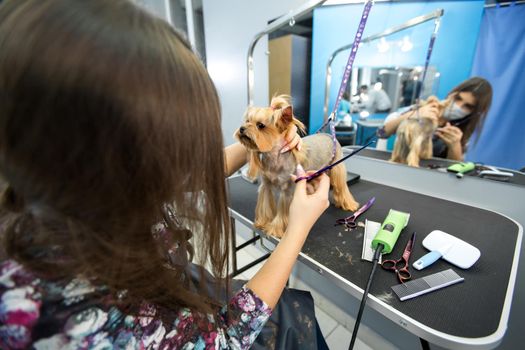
left=379, top=77, right=493, bottom=161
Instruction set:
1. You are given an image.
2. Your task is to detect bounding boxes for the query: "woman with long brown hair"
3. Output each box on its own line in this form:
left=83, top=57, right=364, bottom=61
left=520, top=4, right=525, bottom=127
left=381, top=77, right=493, bottom=161
left=0, top=0, right=329, bottom=348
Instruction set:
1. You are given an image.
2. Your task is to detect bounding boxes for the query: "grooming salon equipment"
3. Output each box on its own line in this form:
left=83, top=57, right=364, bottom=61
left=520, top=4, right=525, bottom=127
left=371, top=209, right=410, bottom=254
left=478, top=165, right=514, bottom=180
left=413, top=230, right=480, bottom=270
left=413, top=243, right=452, bottom=270
left=336, top=197, right=375, bottom=229
left=362, top=220, right=382, bottom=263
left=381, top=232, right=416, bottom=283
left=447, top=161, right=475, bottom=178
left=350, top=208, right=410, bottom=349
left=391, top=269, right=464, bottom=301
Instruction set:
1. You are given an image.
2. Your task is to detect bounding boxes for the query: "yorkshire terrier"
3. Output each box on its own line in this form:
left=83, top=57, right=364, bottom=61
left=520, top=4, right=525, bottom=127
left=235, top=95, right=359, bottom=238
left=390, top=96, right=447, bottom=167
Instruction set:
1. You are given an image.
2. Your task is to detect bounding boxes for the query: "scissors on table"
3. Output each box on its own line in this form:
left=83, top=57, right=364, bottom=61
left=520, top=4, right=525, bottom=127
left=381, top=232, right=416, bottom=283
left=335, top=197, right=375, bottom=229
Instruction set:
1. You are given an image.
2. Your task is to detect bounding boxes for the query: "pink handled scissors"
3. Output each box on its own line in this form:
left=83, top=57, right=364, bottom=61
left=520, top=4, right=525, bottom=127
left=335, top=197, right=376, bottom=229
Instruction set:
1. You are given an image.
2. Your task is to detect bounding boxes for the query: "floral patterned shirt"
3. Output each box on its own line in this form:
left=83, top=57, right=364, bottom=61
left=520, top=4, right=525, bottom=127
left=0, top=259, right=272, bottom=349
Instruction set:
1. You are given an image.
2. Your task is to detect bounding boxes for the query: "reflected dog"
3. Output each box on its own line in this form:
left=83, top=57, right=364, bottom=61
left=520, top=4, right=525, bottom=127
left=390, top=96, right=447, bottom=167
left=235, top=95, right=359, bottom=238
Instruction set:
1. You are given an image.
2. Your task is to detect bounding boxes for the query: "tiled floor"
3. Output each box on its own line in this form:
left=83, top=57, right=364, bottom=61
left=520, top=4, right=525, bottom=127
left=232, top=230, right=398, bottom=350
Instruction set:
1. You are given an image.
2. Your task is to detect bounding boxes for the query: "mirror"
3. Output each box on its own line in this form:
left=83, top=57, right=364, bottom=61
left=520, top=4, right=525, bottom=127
left=343, top=65, right=440, bottom=116
left=270, top=0, right=525, bottom=184
left=266, top=0, right=525, bottom=183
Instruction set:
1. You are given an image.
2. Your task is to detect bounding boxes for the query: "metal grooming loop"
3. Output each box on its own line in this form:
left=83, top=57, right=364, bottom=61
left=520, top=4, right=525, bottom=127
left=246, top=0, right=327, bottom=106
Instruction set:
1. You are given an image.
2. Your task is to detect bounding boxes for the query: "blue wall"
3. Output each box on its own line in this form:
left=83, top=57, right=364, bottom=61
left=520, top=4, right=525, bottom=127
left=309, top=0, right=485, bottom=133
left=466, top=5, right=525, bottom=170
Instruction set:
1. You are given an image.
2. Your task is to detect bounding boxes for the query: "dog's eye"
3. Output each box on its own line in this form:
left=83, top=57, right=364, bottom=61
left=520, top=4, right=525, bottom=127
left=256, top=122, right=266, bottom=130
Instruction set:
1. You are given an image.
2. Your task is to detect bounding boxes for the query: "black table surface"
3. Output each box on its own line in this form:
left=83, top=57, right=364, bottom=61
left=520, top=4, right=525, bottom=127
left=344, top=146, right=525, bottom=186
left=227, top=175, right=520, bottom=339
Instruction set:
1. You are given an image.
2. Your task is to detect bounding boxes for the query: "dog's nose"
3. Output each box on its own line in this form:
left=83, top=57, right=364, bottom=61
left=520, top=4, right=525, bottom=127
left=239, top=126, right=246, bottom=135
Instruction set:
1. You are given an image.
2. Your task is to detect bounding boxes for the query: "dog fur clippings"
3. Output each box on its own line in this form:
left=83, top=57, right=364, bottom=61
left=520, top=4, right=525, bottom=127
left=235, top=95, right=358, bottom=238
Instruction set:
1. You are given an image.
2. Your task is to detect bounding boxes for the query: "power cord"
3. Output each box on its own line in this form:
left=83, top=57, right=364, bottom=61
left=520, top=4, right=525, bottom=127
left=348, top=243, right=384, bottom=350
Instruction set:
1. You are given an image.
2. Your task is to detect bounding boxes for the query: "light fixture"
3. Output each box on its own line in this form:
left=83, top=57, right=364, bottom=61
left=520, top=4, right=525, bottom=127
left=377, top=37, right=390, bottom=53
left=400, top=35, right=413, bottom=52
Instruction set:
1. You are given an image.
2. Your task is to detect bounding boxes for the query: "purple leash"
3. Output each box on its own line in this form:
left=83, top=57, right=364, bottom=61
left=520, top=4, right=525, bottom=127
left=316, top=0, right=374, bottom=161
left=295, top=138, right=376, bottom=183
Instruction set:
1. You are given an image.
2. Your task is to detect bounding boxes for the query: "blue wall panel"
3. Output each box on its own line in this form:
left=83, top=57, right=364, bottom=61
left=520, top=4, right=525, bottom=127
left=467, top=5, right=525, bottom=170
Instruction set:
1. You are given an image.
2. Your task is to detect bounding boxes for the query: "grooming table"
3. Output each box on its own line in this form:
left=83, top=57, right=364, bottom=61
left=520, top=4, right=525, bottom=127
left=343, top=146, right=525, bottom=186
left=227, top=173, right=522, bottom=349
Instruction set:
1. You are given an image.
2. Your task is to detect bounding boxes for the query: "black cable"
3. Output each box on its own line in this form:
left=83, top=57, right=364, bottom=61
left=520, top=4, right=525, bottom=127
left=348, top=243, right=384, bottom=350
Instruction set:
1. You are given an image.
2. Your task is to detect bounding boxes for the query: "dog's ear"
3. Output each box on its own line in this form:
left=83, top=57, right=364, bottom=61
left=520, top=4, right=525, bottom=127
left=247, top=151, right=261, bottom=179
left=277, top=105, right=305, bottom=134
left=281, top=106, right=293, bottom=124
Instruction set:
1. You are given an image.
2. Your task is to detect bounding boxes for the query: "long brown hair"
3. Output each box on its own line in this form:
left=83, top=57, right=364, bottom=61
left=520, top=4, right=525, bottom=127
left=448, top=76, right=493, bottom=147
left=0, top=0, right=230, bottom=316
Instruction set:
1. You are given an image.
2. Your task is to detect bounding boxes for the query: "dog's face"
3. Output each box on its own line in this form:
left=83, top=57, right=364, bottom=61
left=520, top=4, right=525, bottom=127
left=235, top=105, right=299, bottom=153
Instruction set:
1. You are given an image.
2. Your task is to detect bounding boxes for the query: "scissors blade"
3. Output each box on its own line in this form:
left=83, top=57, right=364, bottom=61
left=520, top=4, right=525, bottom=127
left=402, top=232, right=417, bottom=262
left=353, top=197, right=376, bottom=217
left=303, top=138, right=377, bottom=183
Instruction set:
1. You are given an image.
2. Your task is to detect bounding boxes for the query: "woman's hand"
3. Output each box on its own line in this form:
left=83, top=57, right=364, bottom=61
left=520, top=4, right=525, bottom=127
left=416, top=102, right=440, bottom=123
left=435, top=122, right=463, bottom=146
left=288, top=165, right=330, bottom=236
left=280, top=124, right=303, bottom=153
left=246, top=165, right=329, bottom=309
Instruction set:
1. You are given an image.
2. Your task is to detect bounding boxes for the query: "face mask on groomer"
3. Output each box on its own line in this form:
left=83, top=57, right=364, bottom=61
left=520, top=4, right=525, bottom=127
left=442, top=102, right=470, bottom=121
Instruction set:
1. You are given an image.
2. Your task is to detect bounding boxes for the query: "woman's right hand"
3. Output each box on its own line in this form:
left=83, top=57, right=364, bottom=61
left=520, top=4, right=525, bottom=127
left=416, top=102, right=440, bottom=123
left=246, top=166, right=330, bottom=309
left=288, top=165, right=330, bottom=236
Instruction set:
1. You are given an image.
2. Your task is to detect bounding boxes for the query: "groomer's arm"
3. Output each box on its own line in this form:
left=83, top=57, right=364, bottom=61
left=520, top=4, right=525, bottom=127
left=383, top=102, right=440, bottom=137
left=246, top=168, right=329, bottom=308
left=446, top=142, right=464, bottom=161
left=382, top=110, right=415, bottom=136
left=224, top=143, right=248, bottom=177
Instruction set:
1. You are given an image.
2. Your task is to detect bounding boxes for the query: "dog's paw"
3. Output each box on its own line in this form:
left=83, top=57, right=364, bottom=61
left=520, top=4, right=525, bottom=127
left=267, top=228, right=284, bottom=238
left=338, top=199, right=359, bottom=212
left=264, top=224, right=284, bottom=238
left=254, top=220, right=266, bottom=231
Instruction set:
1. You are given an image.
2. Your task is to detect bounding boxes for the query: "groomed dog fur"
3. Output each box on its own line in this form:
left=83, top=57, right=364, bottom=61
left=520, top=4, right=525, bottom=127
left=235, top=95, right=358, bottom=238
left=390, top=96, right=447, bottom=167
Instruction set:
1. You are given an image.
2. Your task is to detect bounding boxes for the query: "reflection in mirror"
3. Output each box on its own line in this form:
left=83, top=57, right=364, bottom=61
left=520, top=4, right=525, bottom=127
left=264, top=1, right=525, bottom=177
left=342, top=65, right=440, bottom=117
left=323, top=9, right=443, bottom=124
